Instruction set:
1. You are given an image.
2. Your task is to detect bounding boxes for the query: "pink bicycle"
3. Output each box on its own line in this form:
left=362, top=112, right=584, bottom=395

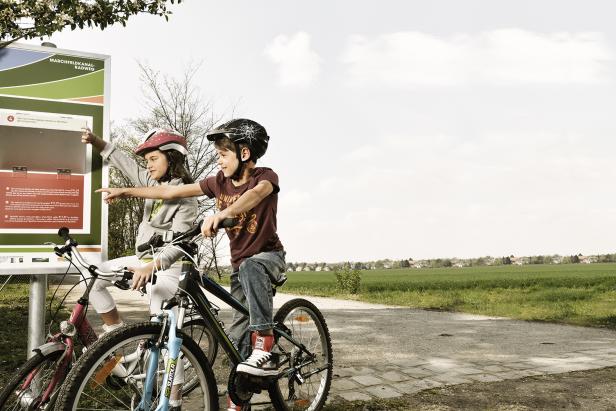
left=0, top=228, right=216, bottom=410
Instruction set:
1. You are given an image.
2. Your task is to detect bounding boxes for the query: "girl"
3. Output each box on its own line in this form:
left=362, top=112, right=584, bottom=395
left=82, top=128, right=197, bottom=410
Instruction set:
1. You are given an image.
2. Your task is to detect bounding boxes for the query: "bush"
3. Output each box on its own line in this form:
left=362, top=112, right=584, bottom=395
left=334, top=268, right=362, bottom=294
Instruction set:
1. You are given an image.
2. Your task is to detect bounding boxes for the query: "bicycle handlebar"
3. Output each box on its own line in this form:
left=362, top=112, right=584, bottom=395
left=55, top=227, right=156, bottom=289
left=136, top=218, right=238, bottom=252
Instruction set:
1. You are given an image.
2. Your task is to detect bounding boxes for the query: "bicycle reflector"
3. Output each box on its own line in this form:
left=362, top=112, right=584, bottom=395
left=293, top=314, right=310, bottom=323
left=91, top=354, right=121, bottom=388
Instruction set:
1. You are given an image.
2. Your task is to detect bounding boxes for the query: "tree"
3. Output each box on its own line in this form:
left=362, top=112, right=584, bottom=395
left=108, top=63, right=225, bottom=274
left=1, top=0, right=181, bottom=48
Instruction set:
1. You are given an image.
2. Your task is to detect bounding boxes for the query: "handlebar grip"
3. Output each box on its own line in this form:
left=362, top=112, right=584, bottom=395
left=136, top=217, right=239, bottom=252
left=184, top=218, right=238, bottom=238
left=124, top=271, right=157, bottom=285
left=120, top=271, right=157, bottom=287
left=136, top=234, right=163, bottom=252
left=220, top=218, right=238, bottom=228
left=136, top=242, right=151, bottom=253
left=58, top=227, right=70, bottom=242
left=58, top=226, right=78, bottom=247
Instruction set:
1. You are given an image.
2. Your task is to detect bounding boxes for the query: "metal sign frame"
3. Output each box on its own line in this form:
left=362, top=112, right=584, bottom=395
left=0, top=43, right=110, bottom=269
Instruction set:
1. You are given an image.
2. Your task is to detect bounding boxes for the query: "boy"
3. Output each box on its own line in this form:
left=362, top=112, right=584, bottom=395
left=98, top=119, right=287, bottom=382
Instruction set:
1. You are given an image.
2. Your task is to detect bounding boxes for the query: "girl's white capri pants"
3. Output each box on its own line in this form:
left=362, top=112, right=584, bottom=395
left=86, top=255, right=185, bottom=384
left=89, top=255, right=181, bottom=316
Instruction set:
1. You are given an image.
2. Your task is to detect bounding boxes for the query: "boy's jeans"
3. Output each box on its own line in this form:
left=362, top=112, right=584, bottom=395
left=229, top=250, right=286, bottom=359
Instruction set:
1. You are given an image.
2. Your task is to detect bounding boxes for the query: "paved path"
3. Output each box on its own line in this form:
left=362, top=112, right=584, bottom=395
left=68, top=285, right=616, bottom=405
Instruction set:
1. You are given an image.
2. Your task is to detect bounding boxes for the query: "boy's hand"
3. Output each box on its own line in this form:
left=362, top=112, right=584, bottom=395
left=81, top=127, right=97, bottom=144
left=201, top=211, right=231, bottom=237
left=129, top=265, right=151, bottom=291
left=96, top=187, right=128, bottom=204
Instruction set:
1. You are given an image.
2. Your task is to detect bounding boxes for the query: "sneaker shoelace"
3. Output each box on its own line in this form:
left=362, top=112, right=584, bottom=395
left=246, top=349, right=272, bottom=367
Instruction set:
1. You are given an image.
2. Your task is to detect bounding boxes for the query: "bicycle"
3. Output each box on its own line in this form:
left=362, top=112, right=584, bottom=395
left=0, top=228, right=217, bottom=410
left=55, top=219, right=333, bottom=410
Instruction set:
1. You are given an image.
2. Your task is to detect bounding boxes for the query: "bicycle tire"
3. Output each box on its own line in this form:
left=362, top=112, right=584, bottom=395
left=0, top=349, right=64, bottom=410
left=181, top=317, right=218, bottom=395
left=54, top=321, right=219, bottom=411
left=268, top=298, right=333, bottom=411
left=182, top=317, right=218, bottom=364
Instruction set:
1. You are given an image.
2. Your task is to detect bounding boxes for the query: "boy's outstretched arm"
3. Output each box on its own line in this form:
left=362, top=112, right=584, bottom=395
left=202, top=180, right=274, bottom=236
left=96, top=183, right=203, bottom=202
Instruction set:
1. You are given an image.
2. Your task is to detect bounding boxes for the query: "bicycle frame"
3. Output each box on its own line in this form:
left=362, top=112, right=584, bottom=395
left=124, top=231, right=328, bottom=411
left=18, top=270, right=102, bottom=407
left=176, top=258, right=315, bottom=369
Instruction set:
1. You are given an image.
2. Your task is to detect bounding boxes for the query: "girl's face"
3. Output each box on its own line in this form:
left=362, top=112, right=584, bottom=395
left=216, top=148, right=239, bottom=178
left=144, top=150, right=169, bottom=181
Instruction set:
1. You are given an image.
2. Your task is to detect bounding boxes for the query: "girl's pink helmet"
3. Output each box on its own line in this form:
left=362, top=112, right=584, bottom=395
left=134, top=129, right=188, bottom=156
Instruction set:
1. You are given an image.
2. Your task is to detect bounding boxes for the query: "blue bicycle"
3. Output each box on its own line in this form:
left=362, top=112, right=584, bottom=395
left=54, top=220, right=333, bottom=410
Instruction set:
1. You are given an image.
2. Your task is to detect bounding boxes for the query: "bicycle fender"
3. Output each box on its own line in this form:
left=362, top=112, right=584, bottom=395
left=33, top=341, right=65, bottom=357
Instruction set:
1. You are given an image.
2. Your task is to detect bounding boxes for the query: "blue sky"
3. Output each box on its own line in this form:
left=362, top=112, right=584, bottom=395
left=20, top=0, right=616, bottom=262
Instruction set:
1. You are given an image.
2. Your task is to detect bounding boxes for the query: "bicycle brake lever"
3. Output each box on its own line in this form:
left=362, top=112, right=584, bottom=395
left=114, top=279, right=131, bottom=290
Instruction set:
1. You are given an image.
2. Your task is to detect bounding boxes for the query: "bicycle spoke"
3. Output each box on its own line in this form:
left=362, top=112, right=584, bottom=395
left=85, top=378, right=131, bottom=408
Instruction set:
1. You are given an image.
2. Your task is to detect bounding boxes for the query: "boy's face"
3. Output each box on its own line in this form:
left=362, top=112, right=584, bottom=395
left=144, top=150, right=169, bottom=181
left=216, top=148, right=239, bottom=177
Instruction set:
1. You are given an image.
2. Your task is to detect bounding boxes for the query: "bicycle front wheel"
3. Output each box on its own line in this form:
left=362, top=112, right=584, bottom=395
left=269, top=298, right=333, bottom=411
left=55, top=322, right=218, bottom=411
left=0, top=349, right=64, bottom=410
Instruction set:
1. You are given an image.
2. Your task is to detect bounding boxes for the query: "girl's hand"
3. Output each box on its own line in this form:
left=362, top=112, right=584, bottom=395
left=96, top=188, right=128, bottom=204
left=129, top=265, right=152, bottom=291
left=81, top=128, right=97, bottom=144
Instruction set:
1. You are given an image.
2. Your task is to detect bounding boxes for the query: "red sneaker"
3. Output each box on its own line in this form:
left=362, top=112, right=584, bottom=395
left=236, top=333, right=278, bottom=377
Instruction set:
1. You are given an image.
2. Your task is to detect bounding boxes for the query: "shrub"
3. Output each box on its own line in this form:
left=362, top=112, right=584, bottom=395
left=334, top=268, right=362, bottom=294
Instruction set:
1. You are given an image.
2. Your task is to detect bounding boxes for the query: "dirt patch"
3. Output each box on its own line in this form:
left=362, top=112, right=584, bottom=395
left=326, top=367, right=616, bottom=410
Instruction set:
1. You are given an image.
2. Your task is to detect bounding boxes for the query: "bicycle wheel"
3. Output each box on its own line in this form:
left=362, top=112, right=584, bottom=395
left=55, top=322, right=218, bottom=411
left=181, top=317, right=218, bottom=395
left=269, top=298, right=333, bottom=411
left=0, top=349, right=64, bottom=410
left=182, top=317, right=218, bottom=364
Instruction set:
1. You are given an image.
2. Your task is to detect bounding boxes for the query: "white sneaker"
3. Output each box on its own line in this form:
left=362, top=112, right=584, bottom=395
left=101, top=321, right=125, bottom=337
left=236, top=349, right=278, bottom=377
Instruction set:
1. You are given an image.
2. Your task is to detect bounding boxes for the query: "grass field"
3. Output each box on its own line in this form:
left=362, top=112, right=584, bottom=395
left=3, top=263, right=616, bottom=387
left=278, top=263, right=616, bottom=328
left=0, top=282, right=70, bottom=389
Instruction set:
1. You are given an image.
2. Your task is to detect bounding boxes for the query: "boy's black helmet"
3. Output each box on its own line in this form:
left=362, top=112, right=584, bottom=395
left=206, top=118, right=269, bottom=161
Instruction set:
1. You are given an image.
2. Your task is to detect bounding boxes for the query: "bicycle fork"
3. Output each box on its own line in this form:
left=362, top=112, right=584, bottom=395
left=139, top=302, right=186, bottom=411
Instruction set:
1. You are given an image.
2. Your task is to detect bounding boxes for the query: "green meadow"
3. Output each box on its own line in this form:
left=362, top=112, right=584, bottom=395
left=279, top=264, right=616, bottom=328
left=0, top=283, right=69, bottom=388
left=3, top=263, right=616, bottom=388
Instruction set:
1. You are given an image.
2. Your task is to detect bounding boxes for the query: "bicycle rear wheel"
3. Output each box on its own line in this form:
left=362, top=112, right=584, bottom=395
left=0, top=348, right=64, bottom=410
left=269, top=298, right=333, bottom=411
left=55, top=322, right=218, bottom=411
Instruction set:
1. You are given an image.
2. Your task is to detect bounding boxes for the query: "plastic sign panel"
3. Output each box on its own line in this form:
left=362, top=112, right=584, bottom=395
left=0, top=44, right=109, bottom=269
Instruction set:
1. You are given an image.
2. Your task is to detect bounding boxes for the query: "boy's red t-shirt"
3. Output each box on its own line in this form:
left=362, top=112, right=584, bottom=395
left=199, top=167, right=284, bottom=270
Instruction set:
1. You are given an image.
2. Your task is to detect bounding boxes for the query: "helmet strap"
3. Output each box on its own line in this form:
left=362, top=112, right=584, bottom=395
left=231, top=145, right=248, bottom=181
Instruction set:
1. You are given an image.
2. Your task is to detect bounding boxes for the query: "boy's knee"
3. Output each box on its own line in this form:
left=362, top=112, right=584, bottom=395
left=239, top=258, right=265, bottom=277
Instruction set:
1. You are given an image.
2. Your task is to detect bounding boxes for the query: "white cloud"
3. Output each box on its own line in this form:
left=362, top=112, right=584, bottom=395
left=264, top=31, right=322, bottom=87
left=280, top=188, right=312, bottom=209
left=279, top=131, right=616, bottom=262
left=342, top=29, right=614, bottom=88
